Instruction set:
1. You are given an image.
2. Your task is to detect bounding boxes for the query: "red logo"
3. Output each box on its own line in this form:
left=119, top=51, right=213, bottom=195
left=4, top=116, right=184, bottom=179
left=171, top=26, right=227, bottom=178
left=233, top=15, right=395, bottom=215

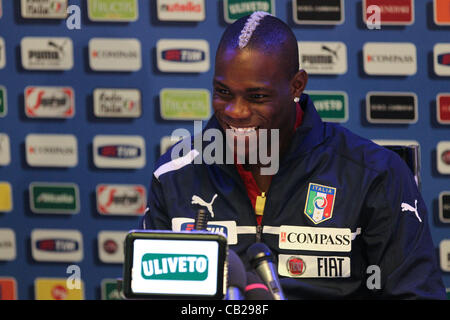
left=51, top=285, right=68, bottom=300
left=0, top=278, right=17, bottom=300
left=442, top=150, right=450, bottom=165
left=280, top=232, right=287, bottom=243
left=364, top=0, right=414, bottom=25
left=287, top=257, right=306, bottom=276
left=438, top=94, right=450, bottom=123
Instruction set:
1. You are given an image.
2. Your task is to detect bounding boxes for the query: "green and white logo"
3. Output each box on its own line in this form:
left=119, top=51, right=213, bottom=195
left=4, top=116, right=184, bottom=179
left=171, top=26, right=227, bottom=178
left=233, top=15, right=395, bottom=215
left=30, top=183, right=80, bottom=214
left=88, top=0, right=138, bottom=22
left=224, top=0, right=275, bottom=23
left=160, top=89, right=211, bottom=120
left=307, top=91, right=348, bottom=123
left=0, top=86, right=6, bottom=117
left=141, top=253, right=208, bottom=281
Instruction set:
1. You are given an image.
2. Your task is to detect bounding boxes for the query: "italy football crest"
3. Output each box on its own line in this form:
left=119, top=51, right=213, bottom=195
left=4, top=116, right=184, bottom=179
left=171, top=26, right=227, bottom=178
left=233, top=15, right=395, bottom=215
left=304, top=183, right=336, bottom=224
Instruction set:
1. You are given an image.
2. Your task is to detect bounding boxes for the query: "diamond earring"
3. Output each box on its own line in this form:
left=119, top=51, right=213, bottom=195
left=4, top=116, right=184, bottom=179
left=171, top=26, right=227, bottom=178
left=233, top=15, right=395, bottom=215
left=294, top=97, right=300, bottom=103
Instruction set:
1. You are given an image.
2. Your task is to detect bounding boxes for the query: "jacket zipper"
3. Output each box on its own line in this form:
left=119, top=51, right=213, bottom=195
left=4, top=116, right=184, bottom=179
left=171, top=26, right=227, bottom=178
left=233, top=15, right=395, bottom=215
left=255, top=192, right=266, bottom=242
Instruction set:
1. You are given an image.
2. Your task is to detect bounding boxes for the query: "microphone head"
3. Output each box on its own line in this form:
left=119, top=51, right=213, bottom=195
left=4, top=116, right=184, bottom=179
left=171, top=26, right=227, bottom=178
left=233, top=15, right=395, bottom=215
left=245, top=272, right=274, bottom=300
left=227, top=249, right=247, bottom=292
left=246, top=242, right=273, bottom=268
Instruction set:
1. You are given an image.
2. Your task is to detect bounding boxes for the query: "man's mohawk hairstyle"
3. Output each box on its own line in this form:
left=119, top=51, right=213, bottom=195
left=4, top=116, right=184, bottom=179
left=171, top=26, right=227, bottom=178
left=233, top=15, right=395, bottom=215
left=238, top=11, right=272, bottom=49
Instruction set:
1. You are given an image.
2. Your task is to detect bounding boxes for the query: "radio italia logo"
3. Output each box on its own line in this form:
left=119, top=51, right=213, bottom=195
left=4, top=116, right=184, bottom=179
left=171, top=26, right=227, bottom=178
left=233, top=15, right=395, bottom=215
left=141, top=253, right=208, bottom=281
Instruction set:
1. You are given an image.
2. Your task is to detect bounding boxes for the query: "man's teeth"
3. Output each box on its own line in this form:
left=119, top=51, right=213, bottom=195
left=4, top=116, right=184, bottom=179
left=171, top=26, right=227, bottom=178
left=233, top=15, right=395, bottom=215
left=229, top=126, right=257, bottom=133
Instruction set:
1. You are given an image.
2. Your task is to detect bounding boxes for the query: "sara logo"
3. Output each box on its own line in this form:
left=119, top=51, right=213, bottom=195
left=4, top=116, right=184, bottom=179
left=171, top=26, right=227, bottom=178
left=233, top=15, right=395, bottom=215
left=180, top=222, right=228, bottom=236
left=162, top=48, right=205, bottom=63
left=36, top=239, right=79, bottom=252
left=304, top=183, right=336, bottom=224
left=98, top=145, right=141, bottom=159
left=141, top=253, right=208, bottom=281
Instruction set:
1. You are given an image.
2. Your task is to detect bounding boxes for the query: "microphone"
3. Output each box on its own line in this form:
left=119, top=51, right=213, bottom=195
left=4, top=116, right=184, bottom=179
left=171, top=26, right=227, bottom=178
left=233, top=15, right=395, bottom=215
left=225, top=249, right=247, bottom=300
left=246, top=243, right=286, bottom=300
left=194, top=209, right=208, bottom=231
left=245, top=271, right=274, bottom=300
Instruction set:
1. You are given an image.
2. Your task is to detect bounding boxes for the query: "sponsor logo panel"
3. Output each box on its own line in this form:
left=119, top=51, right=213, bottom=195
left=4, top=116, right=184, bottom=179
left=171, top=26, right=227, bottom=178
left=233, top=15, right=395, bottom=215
left=437, top=93, right=450, bottom=124
left=160, top=88, right=211, bottom=120
left=93, top=88, right=141, bottom=118
left=31, top=229, right=83, bottom=262
left=89, top=38, right=142, bottom=72
left=0, top=37, right=5, bottom=69
left=101, top=279, right=122, bottom=300
left=434, top=43, right=450, bottom=76
left=171, top=218, right=238, bottom=245
left=0, top=229, right=16, bottom=261
left=434, top=0, right=450, bottom=25
left=293, top=0, right=344, bottom=25
left=29, top=182, right=79, bottom=214
left=298, top=42, right=347, bottom=75
left=224, top=0, right=275, bottom=23
left=0, top=86, right=7, bottom=117
left=157, top=0, right=205, bottom=21
left=21, top=37, right=74, bottom=71
left=307, top=91, right=348, bottom=122
left=440, top=239, right=450, bottom=272
left=439, top=191, right=450, bottom=223
left=363, top=0, right=414, bottom=25
left=25, top=134, right=78, bottom=167
left=98, top=231, right=128, bottom=263
left=93, top=135, right=146, bottom=169
left=366, top=92, right=418, bottom=124
left=21, top=0, right=68, bottom=19
left=88, top=0, right=138, bottom=22
left=363, top=42, right=417, bottom=76
left=0, top=133, right=11, bottom=166
left=35, top=278, right=84, bottom=300
left=278, top=254, right=351, bottom=278
left=279, top=225, right=351, bottom=252
left=25, top=86, right=75, bottom=118
left=437, top=141, right=450, bottom=175
left=96, top=184, right=146, bottom=215
left=0, top=182, right=13, bottom=212
left=0, top=278, right=18, bottom=300
left=157, top=39, right=210, bottom=73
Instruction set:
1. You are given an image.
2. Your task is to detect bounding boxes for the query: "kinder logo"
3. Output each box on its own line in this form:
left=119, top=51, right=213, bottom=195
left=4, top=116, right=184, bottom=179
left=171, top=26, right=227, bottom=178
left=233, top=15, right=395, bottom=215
left=21, top=0, right=68, bottom=19
left=96, top=184, right=146, bottom=215
left=180, top=222, right=228, bottom=236
left=21, top=37, right=73, bottom=70
left=437, top=93, right=450, bottom=124
left=363, top=0, right=414, bottom=25
left=157, top=39, right=210, bottom=73
left=363, top=42, right=417, bottom=76
left=298, top=42, right=347, bottom=75
left=94, top=89, right=141, bottom=118
left=89, top=38, right=142, bottom=72
left=141, top=253, right=208, bottom=281
left=434, top=44, right=450, bottom=76
left=0, top=134, right=11, bottom=166
left=25, top=134, right=78, bottom=167
left=0, top=37, right=5, bottom=69
left=93, top=135, right=146, bottom=169
left=157, top=0, right=205, bottom=21
left=31, top=229, right=83, bottom=262
left=437, top=141, right=450, bottom=175
left=25, top=86, right=74, bottom=118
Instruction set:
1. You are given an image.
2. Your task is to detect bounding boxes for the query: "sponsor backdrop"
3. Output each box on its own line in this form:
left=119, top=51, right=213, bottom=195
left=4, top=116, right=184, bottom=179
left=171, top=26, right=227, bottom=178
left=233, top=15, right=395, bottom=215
left=0, top=0, right=449, bottom=299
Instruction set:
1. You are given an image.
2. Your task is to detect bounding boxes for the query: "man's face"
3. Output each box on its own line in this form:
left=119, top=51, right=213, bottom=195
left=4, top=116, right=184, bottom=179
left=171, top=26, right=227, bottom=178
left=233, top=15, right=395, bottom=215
left=212, top=48, right=295, bottom=162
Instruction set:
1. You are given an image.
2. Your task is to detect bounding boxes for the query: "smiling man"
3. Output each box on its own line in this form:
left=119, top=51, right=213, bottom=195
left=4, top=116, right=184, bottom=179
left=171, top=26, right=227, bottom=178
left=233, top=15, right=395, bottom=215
left=141, top=12, right=446, bottom=299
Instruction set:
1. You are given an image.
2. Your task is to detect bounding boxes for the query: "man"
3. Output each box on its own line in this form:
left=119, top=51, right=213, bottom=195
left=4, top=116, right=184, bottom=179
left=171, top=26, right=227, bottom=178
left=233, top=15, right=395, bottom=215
left=141, top=12, right=446, bottom=299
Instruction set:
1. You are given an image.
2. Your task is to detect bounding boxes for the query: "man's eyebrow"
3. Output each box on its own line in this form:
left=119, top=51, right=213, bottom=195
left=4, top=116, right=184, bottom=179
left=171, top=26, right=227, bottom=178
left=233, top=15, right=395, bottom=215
left=213, top=80, right=272, bottom=92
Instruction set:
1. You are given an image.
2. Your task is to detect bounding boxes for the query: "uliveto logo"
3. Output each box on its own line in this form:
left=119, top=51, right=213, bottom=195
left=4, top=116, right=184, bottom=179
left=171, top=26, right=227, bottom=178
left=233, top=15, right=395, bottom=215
left=141, top=253, right=208, bottom=281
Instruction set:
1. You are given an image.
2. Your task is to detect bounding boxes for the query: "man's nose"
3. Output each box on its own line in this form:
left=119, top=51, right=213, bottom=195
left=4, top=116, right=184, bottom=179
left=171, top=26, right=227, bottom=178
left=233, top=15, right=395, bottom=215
left=224, top=98, right=251, bottom=120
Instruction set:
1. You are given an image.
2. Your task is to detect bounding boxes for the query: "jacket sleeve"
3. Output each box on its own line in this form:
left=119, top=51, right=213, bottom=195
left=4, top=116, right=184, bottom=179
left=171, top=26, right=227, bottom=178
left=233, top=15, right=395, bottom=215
left=139, top=174, right=172, bottom=230
left=361, top=154, right=446, bottom=299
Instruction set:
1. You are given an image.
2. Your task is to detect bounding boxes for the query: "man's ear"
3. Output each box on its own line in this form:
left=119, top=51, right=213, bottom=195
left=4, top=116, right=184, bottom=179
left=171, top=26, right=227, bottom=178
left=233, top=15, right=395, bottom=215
left=290, top=69, right=308, bottom=98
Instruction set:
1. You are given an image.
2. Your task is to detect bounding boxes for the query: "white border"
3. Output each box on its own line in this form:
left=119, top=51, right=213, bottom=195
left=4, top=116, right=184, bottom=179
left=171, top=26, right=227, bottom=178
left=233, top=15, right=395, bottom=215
left=293, top=0, right=345, bottom=25
left=366, top=91, right=418, bottom=124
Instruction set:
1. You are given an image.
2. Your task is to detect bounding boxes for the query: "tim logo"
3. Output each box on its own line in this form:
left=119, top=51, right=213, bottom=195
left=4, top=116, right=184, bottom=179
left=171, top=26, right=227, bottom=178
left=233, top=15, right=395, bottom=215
left=98, top=145, right=141, bottom=159
left=162, top=49, right=205, bottom=63
left=438, top=53, right=450, bottom=66
left=36, top=239, right=79, bottom=252
left=180, top=223, right=228, bottom=237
